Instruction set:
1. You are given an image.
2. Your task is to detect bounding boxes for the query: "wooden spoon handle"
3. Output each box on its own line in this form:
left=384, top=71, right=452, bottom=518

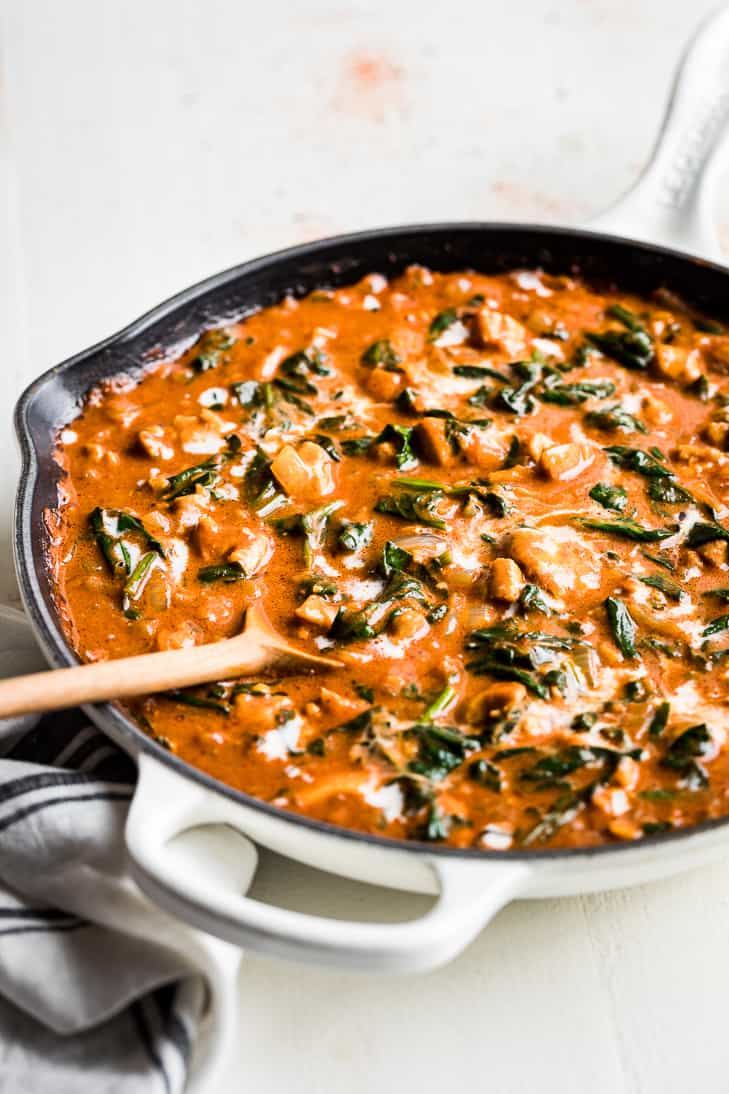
left=0, top=632, right=274, bottom=718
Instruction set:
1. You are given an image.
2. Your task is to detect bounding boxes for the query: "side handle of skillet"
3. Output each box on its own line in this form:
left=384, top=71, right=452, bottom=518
left=125, top=753, right=531, bottom=973
left=590, top=3, right=729, bottom=261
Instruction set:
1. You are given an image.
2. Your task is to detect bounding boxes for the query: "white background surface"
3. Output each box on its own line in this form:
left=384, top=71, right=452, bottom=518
left=3, top=2, right=729, bottom=1090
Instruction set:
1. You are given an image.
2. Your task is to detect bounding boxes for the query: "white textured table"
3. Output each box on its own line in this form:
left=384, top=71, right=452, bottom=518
left=3, top=2, right=729, bottom=1089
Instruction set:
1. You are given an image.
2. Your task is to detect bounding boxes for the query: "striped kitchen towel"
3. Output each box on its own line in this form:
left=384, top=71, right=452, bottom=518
left=0, top=710, right=211, bottom=1094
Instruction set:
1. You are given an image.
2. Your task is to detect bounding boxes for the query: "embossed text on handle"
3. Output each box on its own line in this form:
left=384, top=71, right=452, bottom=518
left=658, top=85, right=729, bottom=209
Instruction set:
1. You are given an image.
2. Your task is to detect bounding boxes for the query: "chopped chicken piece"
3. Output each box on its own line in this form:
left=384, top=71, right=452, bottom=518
left=318, top=687, right=367, bottom=721
left=373, top=440, right=397, bottom=466
left=174, top=415, right=226, bottom=455
left=82, top=443, right=120, bottom=467
left=424, top=344, right=455, bottom=373
left=174, top=491, right=211, bottom=531
left=673, top=442, right=718, bottom=464
left=138, top=425, right=175, bottom=461
left=415, top=418, right=455, bottom=466
left=404, top=264, right=433, bottom=288
left=654, top=344, right=702, bottom=384
left=361, top=272, right=388, bottom=295
left=640, top=394, right=673, bottom=427
left=366, top=368, right=403, bottom=401
left=144, top=510, right=171, bottom=536
left=389, top=608, right=429, bottom=640
left=489, top=557, right=525, bottom=602
left=200, top=407, right=236, bottom=431
left=526, top=432, right=553, bottom=462
left=294, top=595, right=339, bottom=629
left=539, top=441, right=595, bottom=482
left=608, top=818, right=640, bottom=840
left=192, top=514, right=222, bottom=558
left=103, top=394, right=140, bottom=429
left=459, top=429, right=506, bottom=471
left=508, top=525, right=601, bottom=598
left=466, top=682, right=527, bottom=723
left=271, top=442, right=336, bottom=501
left=615, top=756, right=640, bottom=790
left=696, top=539, right=728, bottom=567
left=390, top=327, right=424, bottom=360
left=155, top=620, right=201, bottom=651
left=228, top=529, right=273, bottom=577
left=703, top=411, right=729, bottom=450
left=174, top=410, right=236, bottom=455
left=233, top=692, right=295, bottom=733
left=147, top=469, right=169, bottom=492
left=592, top=786, right=630, bottom=818
left=701, top=335, right=729, bottom=372
left=648, top=310, right=679, bottom=339
left=472, top=307, right=528, bottom=357
left=704, top=421, right=729, bottom=449
left=525, top=307, right=558, bottom=334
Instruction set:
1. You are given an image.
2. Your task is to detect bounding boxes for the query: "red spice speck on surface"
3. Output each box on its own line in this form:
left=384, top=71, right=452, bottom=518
left=333, top=50, right=405, bottom=122
left=488, top=179, right=585, bottom=220
left=349, top=52, right=400, bottom=89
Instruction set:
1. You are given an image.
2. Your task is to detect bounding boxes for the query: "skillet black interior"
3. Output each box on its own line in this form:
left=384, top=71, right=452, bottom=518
left=14, top=222, right=729, bottom=860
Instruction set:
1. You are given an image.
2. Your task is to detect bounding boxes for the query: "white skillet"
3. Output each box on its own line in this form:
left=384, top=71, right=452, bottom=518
left=11, top=5, right=729, bottom=976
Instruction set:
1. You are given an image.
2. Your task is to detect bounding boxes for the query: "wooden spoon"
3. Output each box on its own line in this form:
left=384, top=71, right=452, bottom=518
left=0, top=605, right=342, bottom=718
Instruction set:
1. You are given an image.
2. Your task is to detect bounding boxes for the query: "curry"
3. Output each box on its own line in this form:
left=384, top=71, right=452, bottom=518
left=48, top=265, right=729, bottom=849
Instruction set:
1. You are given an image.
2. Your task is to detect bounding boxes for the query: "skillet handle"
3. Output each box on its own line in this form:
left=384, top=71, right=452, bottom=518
left=126, top=753, right=530, bottom=973
left=589, top=4, right=729, bottom=260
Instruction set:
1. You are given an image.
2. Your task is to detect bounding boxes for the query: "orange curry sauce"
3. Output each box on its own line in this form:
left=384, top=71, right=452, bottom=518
left=49, top=266, right=729, bottom=849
